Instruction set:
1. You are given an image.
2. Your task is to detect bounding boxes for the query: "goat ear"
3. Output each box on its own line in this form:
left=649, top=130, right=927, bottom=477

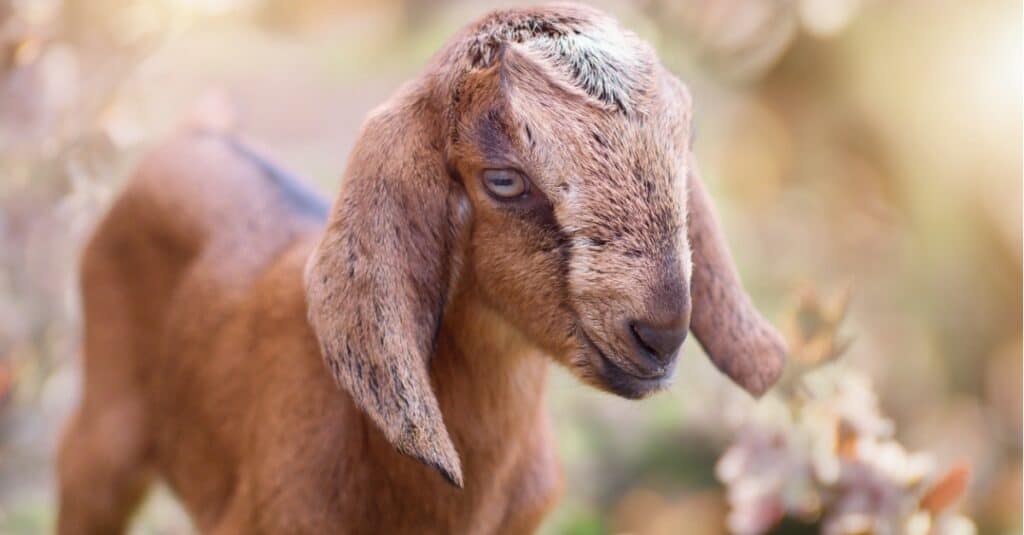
left=686, top=159, right=787, bottom=397
left=304, top=98, right=470, bottom=487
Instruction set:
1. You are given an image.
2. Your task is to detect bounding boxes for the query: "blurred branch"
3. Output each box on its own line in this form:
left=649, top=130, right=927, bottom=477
left=716, top=284, right=976, bottom=535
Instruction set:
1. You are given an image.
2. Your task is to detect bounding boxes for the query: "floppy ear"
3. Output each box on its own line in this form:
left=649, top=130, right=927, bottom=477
left=687, top=160, right=786, bottom=397
left=304, top=93, right=470, bottom=487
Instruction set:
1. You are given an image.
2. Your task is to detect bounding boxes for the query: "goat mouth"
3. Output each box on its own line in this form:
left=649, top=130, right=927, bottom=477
left=576, top=328, right=671, bottom=400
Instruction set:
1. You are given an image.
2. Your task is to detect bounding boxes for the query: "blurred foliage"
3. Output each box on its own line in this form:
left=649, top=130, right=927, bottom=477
left=0, top=0, right=1019, bottom=534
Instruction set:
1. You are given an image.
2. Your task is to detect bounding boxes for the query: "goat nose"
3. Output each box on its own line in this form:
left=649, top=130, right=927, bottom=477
left=630, top=320, right=688, bottom=364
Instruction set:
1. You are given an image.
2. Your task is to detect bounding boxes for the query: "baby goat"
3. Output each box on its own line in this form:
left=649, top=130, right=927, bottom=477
left=58, top=4, right=786, bottom=534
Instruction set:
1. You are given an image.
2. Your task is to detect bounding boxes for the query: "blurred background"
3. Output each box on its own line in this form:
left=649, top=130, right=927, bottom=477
left=0, top=0, right=1019, bottom=533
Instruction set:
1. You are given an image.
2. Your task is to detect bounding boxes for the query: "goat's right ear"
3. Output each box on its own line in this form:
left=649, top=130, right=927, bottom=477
left=304, top=96, right=470, bottom=487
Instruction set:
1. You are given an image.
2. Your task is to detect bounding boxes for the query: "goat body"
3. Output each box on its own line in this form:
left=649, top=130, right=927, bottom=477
left=59, top=131, right=557, bottom=533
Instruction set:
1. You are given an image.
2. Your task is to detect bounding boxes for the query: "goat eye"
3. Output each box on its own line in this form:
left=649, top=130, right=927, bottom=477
left=482, top=169, right=528, bottom=199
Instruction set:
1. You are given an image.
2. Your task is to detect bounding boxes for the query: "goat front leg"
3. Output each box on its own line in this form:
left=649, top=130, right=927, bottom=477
left=57, top=401, right=153, bottom=535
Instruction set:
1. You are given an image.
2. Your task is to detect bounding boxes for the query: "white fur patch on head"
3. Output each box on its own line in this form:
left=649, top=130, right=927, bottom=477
left=466, top=6, right=654, bottom=114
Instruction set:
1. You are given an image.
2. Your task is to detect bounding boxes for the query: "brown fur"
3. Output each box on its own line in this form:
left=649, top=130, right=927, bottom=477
left=57, top=4, right=785, bottom=534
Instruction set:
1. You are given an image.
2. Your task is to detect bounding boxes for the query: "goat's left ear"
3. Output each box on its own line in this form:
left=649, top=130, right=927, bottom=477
left=686, top=157, right=787, bottom=397
left=304, top=94, right=470, bottom=487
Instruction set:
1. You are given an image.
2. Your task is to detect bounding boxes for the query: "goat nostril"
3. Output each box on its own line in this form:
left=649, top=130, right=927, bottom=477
left=630, top=320, right=687, bottom=363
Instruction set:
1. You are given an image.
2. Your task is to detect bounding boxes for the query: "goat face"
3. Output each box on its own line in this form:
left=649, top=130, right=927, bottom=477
left=306, top=5, right=785, bottom=486
left=446, top=18, right=693, bottom=400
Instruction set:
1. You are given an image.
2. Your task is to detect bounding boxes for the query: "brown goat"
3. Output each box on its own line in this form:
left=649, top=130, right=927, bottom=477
left=57, top=4, right=786, bottom=534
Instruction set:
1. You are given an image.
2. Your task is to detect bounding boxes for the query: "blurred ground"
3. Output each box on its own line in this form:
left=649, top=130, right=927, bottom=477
left=0, top=0, right=1020, bottom=533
